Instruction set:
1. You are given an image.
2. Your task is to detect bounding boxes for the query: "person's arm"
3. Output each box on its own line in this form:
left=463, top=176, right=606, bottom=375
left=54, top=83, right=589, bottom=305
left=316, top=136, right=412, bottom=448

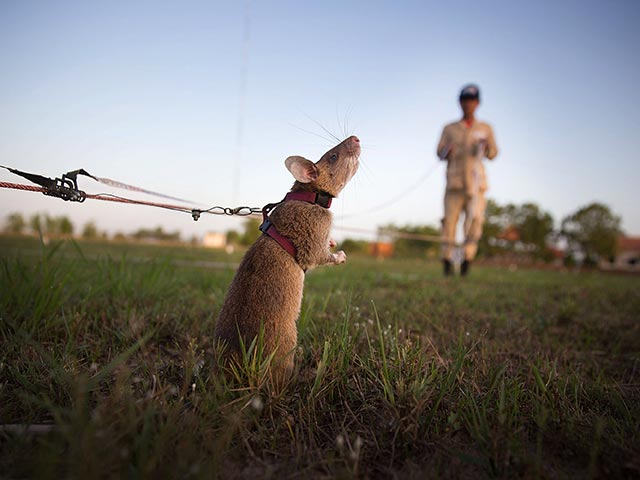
left=485, top=125, right=498, bottom=160
left=437, top=126, right=453, bottom=160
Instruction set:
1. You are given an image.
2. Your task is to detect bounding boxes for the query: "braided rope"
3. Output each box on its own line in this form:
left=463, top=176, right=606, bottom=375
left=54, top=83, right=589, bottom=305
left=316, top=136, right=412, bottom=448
left=0, top=181, right=45, bottom=192
left=0, top=181, right=190, bottom=211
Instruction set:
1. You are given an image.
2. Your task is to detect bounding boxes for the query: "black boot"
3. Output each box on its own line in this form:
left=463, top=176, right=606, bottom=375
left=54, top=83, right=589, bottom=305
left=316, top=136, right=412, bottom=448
left=443, top=259, right=453, bottom=276
left=461, top=259, right=471, bottom=276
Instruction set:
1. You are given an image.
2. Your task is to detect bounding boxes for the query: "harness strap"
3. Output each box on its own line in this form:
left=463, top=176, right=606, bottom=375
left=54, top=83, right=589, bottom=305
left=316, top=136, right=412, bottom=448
left=259, top=190, right=333, bottom=261
left=284, top=191, right=332, bottom=208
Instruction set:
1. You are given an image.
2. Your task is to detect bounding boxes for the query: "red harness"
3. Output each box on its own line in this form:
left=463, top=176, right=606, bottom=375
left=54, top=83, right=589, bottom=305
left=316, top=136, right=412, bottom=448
left=259, top=191, right=333, bottom=260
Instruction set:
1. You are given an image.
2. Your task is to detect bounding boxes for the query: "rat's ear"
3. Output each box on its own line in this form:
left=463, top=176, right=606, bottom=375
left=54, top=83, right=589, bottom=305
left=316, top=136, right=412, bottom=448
left=285, top=156, right=318, bottom=183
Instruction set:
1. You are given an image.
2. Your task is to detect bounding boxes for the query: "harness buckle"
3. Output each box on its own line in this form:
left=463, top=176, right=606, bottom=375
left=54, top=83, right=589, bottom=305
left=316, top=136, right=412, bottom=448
left=259, top=218, right=273, bottom=234
left=315, top=192, right=332, bottom=208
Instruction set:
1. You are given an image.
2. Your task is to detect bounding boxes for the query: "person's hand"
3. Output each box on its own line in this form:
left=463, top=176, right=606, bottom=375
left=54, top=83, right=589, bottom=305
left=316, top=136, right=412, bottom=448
left=471, top=140, right=486, bottom=157
left=477, top=140, right=487, bottom=156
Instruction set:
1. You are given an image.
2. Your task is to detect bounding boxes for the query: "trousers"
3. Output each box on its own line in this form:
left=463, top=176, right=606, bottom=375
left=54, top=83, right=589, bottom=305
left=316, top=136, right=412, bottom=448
left=441, top=190, right=486, bottom=261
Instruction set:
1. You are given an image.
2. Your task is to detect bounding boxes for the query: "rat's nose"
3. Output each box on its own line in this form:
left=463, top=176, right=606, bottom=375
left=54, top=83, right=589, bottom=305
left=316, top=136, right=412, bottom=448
left=346, top=135, right=361, bottom=155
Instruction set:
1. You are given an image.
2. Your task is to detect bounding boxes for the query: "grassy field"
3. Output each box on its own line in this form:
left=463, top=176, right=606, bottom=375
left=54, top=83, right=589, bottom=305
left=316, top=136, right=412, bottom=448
left=1, top=235, right=639, bottom=479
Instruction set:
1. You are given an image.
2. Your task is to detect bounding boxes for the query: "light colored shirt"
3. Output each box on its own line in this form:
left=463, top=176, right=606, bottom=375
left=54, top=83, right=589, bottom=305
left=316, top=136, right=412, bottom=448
left=437, top=119, right=498, bottom=194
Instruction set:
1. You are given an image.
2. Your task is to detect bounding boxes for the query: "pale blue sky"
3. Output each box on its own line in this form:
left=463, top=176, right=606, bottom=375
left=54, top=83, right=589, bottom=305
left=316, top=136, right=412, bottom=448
left=1, top=0, right=638, bottom=240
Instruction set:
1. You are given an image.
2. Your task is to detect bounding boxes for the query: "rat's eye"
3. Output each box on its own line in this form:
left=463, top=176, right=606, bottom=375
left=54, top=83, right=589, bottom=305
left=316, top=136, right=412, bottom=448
left=329, top=153, right=338, bottom=163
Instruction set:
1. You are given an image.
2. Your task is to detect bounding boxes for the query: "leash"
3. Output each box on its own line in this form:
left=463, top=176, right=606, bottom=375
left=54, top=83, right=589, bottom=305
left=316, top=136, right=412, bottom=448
left=0, top=165, right=262, bottom=220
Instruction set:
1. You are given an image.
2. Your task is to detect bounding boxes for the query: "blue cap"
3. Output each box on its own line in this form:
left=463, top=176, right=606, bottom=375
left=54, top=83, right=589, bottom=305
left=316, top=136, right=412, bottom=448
left=459, top=84, right=480, bottom=101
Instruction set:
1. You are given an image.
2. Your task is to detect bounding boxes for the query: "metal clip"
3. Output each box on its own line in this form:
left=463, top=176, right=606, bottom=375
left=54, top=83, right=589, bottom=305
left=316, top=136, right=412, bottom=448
left=43, top=172, right=87, bottom=202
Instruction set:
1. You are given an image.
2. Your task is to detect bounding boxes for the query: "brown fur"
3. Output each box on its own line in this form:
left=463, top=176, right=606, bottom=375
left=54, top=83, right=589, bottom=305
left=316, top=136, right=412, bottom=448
left=214, top=136, right=360, bottom=379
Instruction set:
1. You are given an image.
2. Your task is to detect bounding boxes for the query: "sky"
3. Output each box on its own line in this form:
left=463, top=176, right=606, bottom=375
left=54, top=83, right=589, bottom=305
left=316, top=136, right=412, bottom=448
left=1, top=0, right=639, bottom=242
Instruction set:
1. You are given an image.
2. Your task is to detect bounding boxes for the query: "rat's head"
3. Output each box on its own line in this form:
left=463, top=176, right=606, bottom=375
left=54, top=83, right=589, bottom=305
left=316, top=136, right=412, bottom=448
left=285, top=135, right=360, bottom=197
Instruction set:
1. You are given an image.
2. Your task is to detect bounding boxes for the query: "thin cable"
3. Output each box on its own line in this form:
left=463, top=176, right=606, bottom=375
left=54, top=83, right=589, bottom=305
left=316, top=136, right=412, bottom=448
left=86, top=193, right=194, bottom=213
left=337, top=159, right=441, bottom=219
left=332, top=225, right=453, bottom=244
left=91, top=176, right=196, bottom=204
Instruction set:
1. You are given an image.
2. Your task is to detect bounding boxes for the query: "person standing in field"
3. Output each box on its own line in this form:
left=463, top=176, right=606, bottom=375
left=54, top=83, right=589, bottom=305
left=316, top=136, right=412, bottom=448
left=437, top=84, right=498, bottom=276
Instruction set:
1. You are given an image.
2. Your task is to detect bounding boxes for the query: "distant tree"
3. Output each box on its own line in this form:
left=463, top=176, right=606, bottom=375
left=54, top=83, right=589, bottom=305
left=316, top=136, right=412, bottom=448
left=45, top=215, right=59, bottom=235
left=5, top=213, right=26, bottom=234
left=131, top=226, right=167, bottom=240
left=380, top=223, right=440, bottom=258
left=514, top=203, right=554, bottom=259
left=479, top=199, right=555, bottom=260
left=226, top=229, right=241, bottom=245
left=132, top=226, right=180, bottom=242
left=561, top=202, right=621, bottom=265
left=563, top=254, right=577, bottom=268
left=82, top=221, right=98, bottom=239
left=29, top=213, right=43, bottom=235
left=339, top=238, right=370, bottom=255
left=27, top=214, right=74, bottom=237
left=478, top=199, right=505, bottom=257
left=59, top=216, right=74, bottom=236
left=166, top=230, right=180, bottom=242
left=240, top=218, right=262, bottom=246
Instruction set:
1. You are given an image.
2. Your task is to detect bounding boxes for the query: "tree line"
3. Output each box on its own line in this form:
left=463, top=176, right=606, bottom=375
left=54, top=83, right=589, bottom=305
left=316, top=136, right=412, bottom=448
left=371, top=200, right=623, bottom=264
left=2, top=212, right=182, bottom=242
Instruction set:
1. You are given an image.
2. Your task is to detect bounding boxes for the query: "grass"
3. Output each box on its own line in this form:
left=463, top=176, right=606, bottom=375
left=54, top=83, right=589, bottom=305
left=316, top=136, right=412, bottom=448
left=1, top=235, right=639, bottom=478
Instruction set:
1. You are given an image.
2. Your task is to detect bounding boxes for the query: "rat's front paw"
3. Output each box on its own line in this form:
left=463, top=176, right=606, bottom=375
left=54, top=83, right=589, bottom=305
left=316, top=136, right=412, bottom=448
left=329, top=238, right=337, bottom=249
left=333, top=250, right=347, bottom=264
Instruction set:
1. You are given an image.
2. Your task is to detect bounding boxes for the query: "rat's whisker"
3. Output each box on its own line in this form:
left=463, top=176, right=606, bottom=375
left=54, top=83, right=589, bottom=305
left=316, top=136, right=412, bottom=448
left=288, top=123, right=334, bottom=145
left=344, top=105, right=355, bottom=138
left=357, top=160, right=374, bottom=181
left=304, top=114, right=341, bottom=143
left=335, top=105, right=344, bottom=139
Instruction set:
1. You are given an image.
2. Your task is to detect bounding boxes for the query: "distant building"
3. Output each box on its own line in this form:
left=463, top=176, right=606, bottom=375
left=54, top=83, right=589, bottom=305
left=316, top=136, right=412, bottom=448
left=369, top=242, right=394, bottom=258
left=497, top=225, right=520, bottom=243
left=614, top=236, right=640, bottom=271
left=203, top=232, right=226, bottom=249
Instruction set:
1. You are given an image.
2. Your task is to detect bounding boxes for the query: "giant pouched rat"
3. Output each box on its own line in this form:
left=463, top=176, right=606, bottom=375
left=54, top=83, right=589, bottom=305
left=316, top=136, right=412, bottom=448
left=214, top=135, right=360, bottom=379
